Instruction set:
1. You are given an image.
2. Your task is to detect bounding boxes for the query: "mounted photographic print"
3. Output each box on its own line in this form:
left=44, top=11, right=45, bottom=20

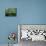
left=5, top=8, right=17, bottom=16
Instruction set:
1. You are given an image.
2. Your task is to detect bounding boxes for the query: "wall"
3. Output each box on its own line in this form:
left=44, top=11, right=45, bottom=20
left=0, top=0, right=46, bottom=44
